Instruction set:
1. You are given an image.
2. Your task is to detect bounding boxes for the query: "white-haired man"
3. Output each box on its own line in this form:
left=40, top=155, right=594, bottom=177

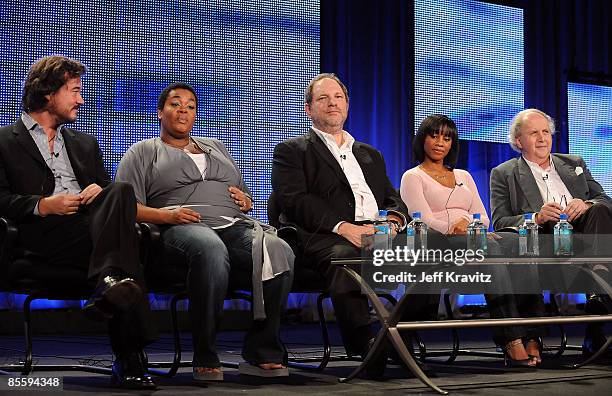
left=490, top=108, right=612, bottom=356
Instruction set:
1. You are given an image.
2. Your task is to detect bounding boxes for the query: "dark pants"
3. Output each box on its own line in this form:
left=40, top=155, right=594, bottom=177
left=485, top=294, right=547, bottom=345
left=567, top=202, right=612, bottom=338
left=160, top=222, right=293, bottom=368
left=446, top=233, right=547, bottom=346
left=539, top=204, right=612, bottom=292
left=303, top=230, right=447, bottom=355
left=537, top=201, right=612, bottom=255
left=17, top=182, right=156, bottom=354
left=569, top=202, right=612, bottom=258
left=550, top=201, right=612, bottom=234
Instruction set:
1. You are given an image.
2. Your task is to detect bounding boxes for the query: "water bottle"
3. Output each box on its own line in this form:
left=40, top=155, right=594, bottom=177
left=466, top=213, right=488, bottom=255
left=554, top=213, right=573, bottom=256
left=406, top=212, right=427, bottom=252
left=518, top=213, right=539, bottom=256
left=373, top=209, right=391, bottom=250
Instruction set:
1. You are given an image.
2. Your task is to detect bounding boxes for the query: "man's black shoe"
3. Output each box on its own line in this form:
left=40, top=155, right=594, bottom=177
left=361, top=338, right=389, bottom=379
left=389, top=331, right=418, bottom=367
left=582, top=323, right=611, bottom=358
left=582, top=294, right=612, bottom=357
left=585, top=294, right=612, bottom=315
left=582, top=332, right=609, bottom=357
left=111, top=352, right=157, bottom=390
left=83, top=275, right=143, bottom=320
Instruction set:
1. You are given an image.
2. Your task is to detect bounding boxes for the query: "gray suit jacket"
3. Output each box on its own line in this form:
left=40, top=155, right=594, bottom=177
left=489, top=154, right=611, bottom=230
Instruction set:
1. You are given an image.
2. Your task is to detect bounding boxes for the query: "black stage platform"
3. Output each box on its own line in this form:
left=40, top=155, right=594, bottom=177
left=1, top=323, right=611, bottom=395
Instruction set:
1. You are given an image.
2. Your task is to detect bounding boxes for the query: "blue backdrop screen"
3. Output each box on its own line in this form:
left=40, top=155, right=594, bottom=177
left=0, top=0, right=319, bottom=310
left=0, top=0, right=319, bottom=222
left=414, top=0, right=524, bottom=142
left=568, top=83, right=612, bottom=195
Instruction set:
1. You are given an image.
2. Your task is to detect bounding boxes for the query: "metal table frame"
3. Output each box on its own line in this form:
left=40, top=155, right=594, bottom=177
left=333, top=257, right=612, bottom=395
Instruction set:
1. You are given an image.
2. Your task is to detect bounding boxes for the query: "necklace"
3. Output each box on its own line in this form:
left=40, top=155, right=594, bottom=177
left=162, top=137, right=192, bottom=151
left=420, top=165, right=449, bottom=179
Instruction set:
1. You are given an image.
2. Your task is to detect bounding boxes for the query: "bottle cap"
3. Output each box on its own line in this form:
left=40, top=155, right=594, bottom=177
left=560, top=213, right=568, bottom=220
left=473, top=213, right=481, bottom=220
left=378, top=209, right=388, bottom=217
left=412, top=211, right=421, bottom=219
left=524, top=213, right=533, bottom=220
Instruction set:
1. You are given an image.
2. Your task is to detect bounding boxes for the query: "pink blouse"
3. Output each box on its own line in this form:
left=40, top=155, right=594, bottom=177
left=399, top=166, right=489, bottom=234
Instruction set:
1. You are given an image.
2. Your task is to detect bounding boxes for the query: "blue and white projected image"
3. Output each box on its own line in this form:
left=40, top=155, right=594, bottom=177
left=414, top=0, right=523, bottom=142
left=0, top=0, right=319, bottom=222
left=0, top=0, right=319, bottom=310
left=568, top=83, right=612, bottom=195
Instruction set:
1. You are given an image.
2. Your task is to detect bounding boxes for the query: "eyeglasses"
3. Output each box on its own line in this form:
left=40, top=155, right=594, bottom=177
left=554, top=194, right=568, bottom=209
left=546, top=187, right=567, bottom=209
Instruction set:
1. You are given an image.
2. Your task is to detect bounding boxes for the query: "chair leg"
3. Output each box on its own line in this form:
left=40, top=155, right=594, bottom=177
left=442, top=293, right=460, bottom=363
left=549, top=294, right=568, bottom=358
left=168, top=293, right=185, bottom=377
left=411, top=331, right=427, bottom=362
left=22, top=295, right=35, bottom=375
left=288, top=291, right=413, bottom=371
left=379, top=293, right=397, bottom=306
left=286, top=291, right=336, bottom=371
left=315, top=291, right=332, bottom=371
left=2, top=294, right=112, bottom=376
left=148, top=292, right=188, bottom=377
left=443, top=293, right=454, bottom=321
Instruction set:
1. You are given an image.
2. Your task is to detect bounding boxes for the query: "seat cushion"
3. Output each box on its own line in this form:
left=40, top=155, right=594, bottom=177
left=293, top=263, right=327, bottom=292
left=7, top=258, right=91, bottom=297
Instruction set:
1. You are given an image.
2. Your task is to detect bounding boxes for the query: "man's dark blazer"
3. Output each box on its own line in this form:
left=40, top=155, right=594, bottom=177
left=490, top=153, right=611, bottom=230
left=271, top=128, right=408, bottom=250
left=0, top=118, right=110, bottom=225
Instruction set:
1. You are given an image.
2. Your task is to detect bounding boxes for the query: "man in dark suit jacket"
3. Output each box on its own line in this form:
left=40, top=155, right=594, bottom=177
left=272, top=74, right=441, bottom=376
left=0, top=56, right=156, bottom=389
left=490, top=108, right=612, bottom=356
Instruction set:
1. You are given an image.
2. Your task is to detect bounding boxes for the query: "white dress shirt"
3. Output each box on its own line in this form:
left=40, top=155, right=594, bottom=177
left=312, top=127, right=379, bottom=232
left=523, top=156, right=573, bottom=208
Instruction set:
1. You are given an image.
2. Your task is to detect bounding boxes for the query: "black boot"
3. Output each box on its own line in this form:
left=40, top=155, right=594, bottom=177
left=582, top=294, right=612, bottom=357
left=111, top=351, right=157, bottom=390
left=361, top=338, right=389, bottom=379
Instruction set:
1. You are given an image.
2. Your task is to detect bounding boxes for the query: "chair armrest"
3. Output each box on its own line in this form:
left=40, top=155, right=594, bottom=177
left=277, top=225, right=302, bottom=260
left=137, top=222, right=162, bottom=271
left=0, top=217, right=18, bottom=265
left=277, top=225, right=297, bottom=240
left=138, top=222, right=161, bottom=242
left=0, top=217, right=18, bottom=290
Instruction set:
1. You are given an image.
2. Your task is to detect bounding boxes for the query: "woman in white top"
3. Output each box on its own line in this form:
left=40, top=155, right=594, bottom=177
left=116, top=83, right=293, bottom=381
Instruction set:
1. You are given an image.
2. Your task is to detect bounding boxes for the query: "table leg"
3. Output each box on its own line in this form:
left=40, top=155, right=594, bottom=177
left=572, top=336, right=612, bottom=368
left=338, top=330, right=387, bottom=383
left=388, top=327, right=449, bottom=395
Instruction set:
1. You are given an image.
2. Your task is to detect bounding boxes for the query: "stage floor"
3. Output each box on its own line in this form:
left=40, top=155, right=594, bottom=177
left=1, top=323, right=611, bottom=395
